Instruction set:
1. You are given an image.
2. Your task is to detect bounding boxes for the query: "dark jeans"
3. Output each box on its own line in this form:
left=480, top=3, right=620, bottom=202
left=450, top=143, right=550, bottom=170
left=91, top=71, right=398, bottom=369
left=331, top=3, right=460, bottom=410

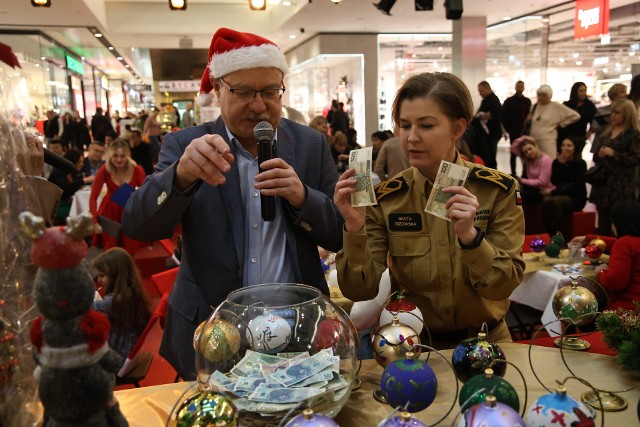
left=541, top=195, right=572, bottom=235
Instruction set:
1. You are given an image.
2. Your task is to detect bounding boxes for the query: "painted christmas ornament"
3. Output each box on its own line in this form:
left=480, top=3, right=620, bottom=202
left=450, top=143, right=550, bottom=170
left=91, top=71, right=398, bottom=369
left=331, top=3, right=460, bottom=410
left=372, top=317, right=421, bottom=368
left=544, top=242, right=561, bottom=258
left=552, top=282, right=598, bottom=326
left=584, top=243, right=603, bottom=259
left=459, top=368, right=519, bottom=412
left=379, top=411, right=428, bottom=426
left=551, top=232, right=566, bottom=248
left=529, top=236, right=546, bottom=253
left=380, top=352, right=437, bottom=413
left=284, top=408, right=340, bottom=427
left=199, top=318, right=242, bottom=362
left=175, top=390, right=238, bottom=427
left=246, top=313, right=292, bottom=354
left=525, top=386, right=596, bottom=426
left=457, top=396, right=526, bottom=427
left=379, top=295, right=424, bottom=334
left=451, top=332, right=506, bottom=383
left=589, top=237, right=607, bottom=252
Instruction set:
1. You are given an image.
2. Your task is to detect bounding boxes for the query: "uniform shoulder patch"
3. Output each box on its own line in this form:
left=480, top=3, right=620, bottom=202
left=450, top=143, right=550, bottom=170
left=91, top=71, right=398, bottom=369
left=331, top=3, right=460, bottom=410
left=468, top=166, right=514, bottom=193
left=375, top=177, right=409, bottom=202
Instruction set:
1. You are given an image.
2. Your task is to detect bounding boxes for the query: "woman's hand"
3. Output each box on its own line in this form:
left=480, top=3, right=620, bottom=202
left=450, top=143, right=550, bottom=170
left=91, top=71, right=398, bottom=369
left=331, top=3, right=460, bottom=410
left=599, top=146, right=615, bottom=158
left=333, top=168, right=366, bottom=233
left=540, top=188, right=552, bottom=196
left=93, top=223, right=103, bottom=234
left=443, top=186, right=479, bottom=244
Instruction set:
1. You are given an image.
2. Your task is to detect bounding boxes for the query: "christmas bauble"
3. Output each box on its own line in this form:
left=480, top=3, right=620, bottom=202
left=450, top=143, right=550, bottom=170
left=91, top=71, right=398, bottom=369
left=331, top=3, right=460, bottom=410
left=589, top=237, right=607, bottom=252
left=551, top=232, right=566, bottom=248
left=380, top=352, right=437, bottom=413
left=379, top=411, right=428, bottom=426
left=544, top=242, right=561, bottom=258
left=175, top=391, right=238, bottom=426
left=458, top=396, right=526, bottom=427
left=459, top=368, right=519, bottom=412
left=552, top=283, right=598, bottom=326
left=284, top=408, right=340, bottom=427
left=349, top=299, right=383, bottom=331
left=372, top=318, right=421, bottom=368
left=313, top=318, right=352, bottom=354
left=529, top=236, right=546, bottom=253
left=584, top=243, right=603, bottom=259
left=451, top=333, right=506, bottom=383
left=246, top=313, right=292, bottom=354
left=379, top=295, right=424, bottom=335
left=198, top=318, right=241, bottom=362
left=525, top=387, right=596, bottom=426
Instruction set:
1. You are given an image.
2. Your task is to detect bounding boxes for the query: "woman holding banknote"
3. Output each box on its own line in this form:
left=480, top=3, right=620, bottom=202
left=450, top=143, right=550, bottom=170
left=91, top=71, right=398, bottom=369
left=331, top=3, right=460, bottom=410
left=334, top=72, right=525, bottom=348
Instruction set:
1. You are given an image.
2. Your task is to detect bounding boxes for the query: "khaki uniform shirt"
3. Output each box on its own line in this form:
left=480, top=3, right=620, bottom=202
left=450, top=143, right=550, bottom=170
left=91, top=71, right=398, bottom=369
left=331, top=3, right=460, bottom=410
left=336, top=155, right=525, bottom=333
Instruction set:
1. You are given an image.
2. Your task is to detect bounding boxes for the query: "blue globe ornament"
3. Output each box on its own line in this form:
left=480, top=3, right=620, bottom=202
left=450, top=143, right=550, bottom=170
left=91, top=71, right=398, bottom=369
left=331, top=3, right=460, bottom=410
left=459, top=368, right=519, bottom=412
left=380, top=352, right=437, bottom=413
left=457, top=396, right=526, bottom=427
left=525, top=386, right=596, bottom=426
left=379, top=411, right=428, bottom=426
left=284, top=408, right=340, bottom=427
left=529, top=236, right=546, bottom=253
left=451, top=332, right=506, bottom=383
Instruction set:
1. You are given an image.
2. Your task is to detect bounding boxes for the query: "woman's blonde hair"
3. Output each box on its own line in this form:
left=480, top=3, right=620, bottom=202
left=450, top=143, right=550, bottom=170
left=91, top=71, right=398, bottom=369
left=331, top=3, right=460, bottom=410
left=309, top=116, right=328, bottom=132
left=605, top=99, right=640, bottom=136
left=105, top=138, right=137, bottom=174
left=518, top=136, right=542, bottom=166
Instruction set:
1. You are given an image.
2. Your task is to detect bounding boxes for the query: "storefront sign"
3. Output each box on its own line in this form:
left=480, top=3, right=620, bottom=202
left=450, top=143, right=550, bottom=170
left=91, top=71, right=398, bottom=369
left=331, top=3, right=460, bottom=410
left=574, top=0, right=609, bottom=40
left=65, top=54, right=84, bottom=75
left=130, top=84, right=152, bottom=92
left=158, top=80, right=200, bottom=92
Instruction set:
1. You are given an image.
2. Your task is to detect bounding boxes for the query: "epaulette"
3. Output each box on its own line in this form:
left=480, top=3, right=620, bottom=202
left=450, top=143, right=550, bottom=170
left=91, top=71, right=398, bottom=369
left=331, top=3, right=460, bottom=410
left=374, top=177, right=409, bottom=202
left=468, top=166, right=514, bottom=193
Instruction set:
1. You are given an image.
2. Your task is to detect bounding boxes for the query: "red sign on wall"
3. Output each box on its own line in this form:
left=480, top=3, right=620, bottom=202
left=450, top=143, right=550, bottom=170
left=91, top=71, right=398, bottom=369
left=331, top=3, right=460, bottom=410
left=575, top=0, right=610, bottom=40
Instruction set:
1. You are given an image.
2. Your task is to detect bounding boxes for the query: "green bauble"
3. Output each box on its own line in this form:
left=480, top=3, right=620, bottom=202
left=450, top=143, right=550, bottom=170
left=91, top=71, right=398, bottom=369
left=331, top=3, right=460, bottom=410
left=176, top=391, right=237, bottom=426
left=551, top=232, right=566, bottom=248
left=545, top=242, right=561, bottom=258
left=459, top=368, right=520, bottom=412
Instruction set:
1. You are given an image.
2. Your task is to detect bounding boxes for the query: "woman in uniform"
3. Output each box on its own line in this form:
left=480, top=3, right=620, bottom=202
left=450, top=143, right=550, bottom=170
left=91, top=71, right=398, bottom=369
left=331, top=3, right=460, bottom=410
left=334, top=72, right=525, bottom=346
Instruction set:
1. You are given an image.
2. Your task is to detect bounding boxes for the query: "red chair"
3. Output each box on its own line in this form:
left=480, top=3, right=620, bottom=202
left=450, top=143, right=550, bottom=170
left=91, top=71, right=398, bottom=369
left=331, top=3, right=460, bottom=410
left=522, top=233, right=550, bottom=253
left=150, top=267, right=179, bottom=296
left=116, top=293, right=169, bottom=387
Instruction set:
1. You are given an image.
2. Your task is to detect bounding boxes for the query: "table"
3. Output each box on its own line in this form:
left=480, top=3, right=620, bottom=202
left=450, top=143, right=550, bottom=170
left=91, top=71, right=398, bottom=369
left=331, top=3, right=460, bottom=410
left=70, top=186, right=105, bottom=217
left=509, top=251, right=608, bottom=336
left=115, top=343, right=639, bottom=426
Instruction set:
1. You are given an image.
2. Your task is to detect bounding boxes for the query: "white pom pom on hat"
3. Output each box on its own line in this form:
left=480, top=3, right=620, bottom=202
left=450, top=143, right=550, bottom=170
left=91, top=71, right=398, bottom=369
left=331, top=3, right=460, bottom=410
left=197, top=28, right=289, bottom=107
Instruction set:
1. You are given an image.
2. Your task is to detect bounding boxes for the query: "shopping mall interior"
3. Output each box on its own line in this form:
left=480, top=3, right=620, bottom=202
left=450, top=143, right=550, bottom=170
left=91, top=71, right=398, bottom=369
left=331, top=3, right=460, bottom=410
left=1, top=0, right=639, bottom=142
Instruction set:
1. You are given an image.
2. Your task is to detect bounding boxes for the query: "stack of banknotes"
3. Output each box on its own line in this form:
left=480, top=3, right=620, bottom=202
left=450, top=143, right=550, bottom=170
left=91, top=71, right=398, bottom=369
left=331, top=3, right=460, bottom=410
left=208, top=348, right=351, bottom=415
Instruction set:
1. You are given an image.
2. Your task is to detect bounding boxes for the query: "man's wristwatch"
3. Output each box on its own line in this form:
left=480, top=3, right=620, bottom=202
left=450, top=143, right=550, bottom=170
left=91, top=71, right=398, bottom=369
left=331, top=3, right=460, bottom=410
left=458, top=226, right=485, bottom=250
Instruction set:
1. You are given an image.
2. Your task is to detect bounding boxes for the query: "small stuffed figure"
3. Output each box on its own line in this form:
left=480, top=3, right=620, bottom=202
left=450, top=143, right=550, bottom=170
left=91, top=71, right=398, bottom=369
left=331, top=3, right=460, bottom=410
left=20, top=212, right=128, bottom=427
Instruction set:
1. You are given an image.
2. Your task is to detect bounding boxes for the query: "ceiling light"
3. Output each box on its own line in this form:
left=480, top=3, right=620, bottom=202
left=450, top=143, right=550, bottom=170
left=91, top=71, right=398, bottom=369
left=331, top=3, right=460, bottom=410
left=40, top=56, right=45, bottom=60
left=108, top=46, right=114, bottom=50
left=31, top=0, right=51, bottom=7
left=116, top=56, right=123, bottom=61
left=444, top=0, right=463, bottom=20
left=249, top=0, right=266, bottom=9
left=282, top=0, right=292, bottom=5
left=125, top=64, right=130, bottom=68
left=414, top=0, right=433, bottom=11
left=169, top=0, right=187, bottom=10
left=289, top=34, right=297, bottom=39
left=94, top=32, right=103, bottom=38
left=374, top=0, right=396, bottom=15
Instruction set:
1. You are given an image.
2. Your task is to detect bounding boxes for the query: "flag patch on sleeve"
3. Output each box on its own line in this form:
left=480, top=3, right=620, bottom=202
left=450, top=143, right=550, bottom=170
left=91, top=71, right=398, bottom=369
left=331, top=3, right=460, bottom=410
left=515, top=191, right=522, bottom=206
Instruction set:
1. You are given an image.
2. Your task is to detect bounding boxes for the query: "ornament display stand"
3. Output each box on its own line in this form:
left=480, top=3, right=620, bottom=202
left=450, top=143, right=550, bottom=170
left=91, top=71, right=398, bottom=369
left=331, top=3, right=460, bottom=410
left=529, top=318, right=630, bottom=415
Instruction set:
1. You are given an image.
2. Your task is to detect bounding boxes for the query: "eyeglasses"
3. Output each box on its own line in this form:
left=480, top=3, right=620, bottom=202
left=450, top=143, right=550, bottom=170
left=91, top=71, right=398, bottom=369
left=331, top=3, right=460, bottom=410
left=218, top=78, right=285, bottom=101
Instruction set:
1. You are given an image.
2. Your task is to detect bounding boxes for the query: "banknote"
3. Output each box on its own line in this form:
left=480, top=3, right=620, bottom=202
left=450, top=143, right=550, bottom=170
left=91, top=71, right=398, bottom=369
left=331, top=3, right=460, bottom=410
left=424, top=160, right=469, bottom=221
left=230, top=350, right=287, bottom=377
left=249, top=385, right=325, bottom=403
left=290, top=368, right=334, bottom=388
left=349, top=147, right=378, bottom=207
left=234, top=376, right=267, bottom=393
left=269, top=352, right=334, bottom=387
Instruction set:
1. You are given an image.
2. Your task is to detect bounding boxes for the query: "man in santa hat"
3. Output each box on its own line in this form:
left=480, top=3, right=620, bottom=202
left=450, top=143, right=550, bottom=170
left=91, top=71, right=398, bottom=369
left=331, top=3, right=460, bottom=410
left=122, top=28, right=343, bottom=379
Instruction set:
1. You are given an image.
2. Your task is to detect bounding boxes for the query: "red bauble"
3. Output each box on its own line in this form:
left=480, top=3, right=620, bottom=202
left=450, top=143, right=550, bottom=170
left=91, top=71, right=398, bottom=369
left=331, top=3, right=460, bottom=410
left=584, top=244, right=603, bottom=260
left=386, top=298, right=417, bottom=312
left=31, top=226, right=87, bottom=270
left=314, top=318, right=350, bottom=353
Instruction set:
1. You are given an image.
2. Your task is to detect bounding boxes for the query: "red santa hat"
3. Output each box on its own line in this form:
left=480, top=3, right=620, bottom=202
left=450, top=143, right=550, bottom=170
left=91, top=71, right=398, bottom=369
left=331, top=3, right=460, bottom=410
left=197, top=28, right=288, bottom=107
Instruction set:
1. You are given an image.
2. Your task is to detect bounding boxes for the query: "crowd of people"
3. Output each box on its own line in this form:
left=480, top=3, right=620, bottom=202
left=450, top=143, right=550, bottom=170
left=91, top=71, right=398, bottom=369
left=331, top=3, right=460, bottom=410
left=22, top=27, right=640, bottom=381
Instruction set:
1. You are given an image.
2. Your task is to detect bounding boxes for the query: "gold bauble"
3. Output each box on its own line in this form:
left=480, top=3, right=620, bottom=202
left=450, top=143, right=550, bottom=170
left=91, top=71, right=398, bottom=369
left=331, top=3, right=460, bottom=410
left=372, top=317, right=421, bottom=368
left=175, top=391, right=237, bottom=427
left=552, top=283, right=598, bottom=326
left=589, top=237, right=607, bottom=252
left=199, top=318, right=241, bottom=362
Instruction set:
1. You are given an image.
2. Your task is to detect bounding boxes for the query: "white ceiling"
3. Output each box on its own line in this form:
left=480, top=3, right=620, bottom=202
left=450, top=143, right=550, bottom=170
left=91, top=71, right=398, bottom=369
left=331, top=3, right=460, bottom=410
left=0, top=0, right=638, bottom=86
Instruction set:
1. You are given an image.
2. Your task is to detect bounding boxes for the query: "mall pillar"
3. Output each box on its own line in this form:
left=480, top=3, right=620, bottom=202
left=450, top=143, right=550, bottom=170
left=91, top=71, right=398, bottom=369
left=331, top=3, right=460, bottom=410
left=451, top=16, right=487, bottom=108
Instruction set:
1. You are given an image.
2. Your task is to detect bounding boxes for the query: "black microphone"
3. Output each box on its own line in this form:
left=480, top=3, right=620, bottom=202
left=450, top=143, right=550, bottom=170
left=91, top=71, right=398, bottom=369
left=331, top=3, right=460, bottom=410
left=44, top=147, right=76, bottom=174
left=254, top=121, right=275, bottom=221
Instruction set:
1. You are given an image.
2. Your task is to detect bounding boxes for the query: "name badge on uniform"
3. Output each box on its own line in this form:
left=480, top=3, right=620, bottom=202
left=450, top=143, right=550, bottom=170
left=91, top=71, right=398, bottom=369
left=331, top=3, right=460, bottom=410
left=389, top=213, right=422, bottom=232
